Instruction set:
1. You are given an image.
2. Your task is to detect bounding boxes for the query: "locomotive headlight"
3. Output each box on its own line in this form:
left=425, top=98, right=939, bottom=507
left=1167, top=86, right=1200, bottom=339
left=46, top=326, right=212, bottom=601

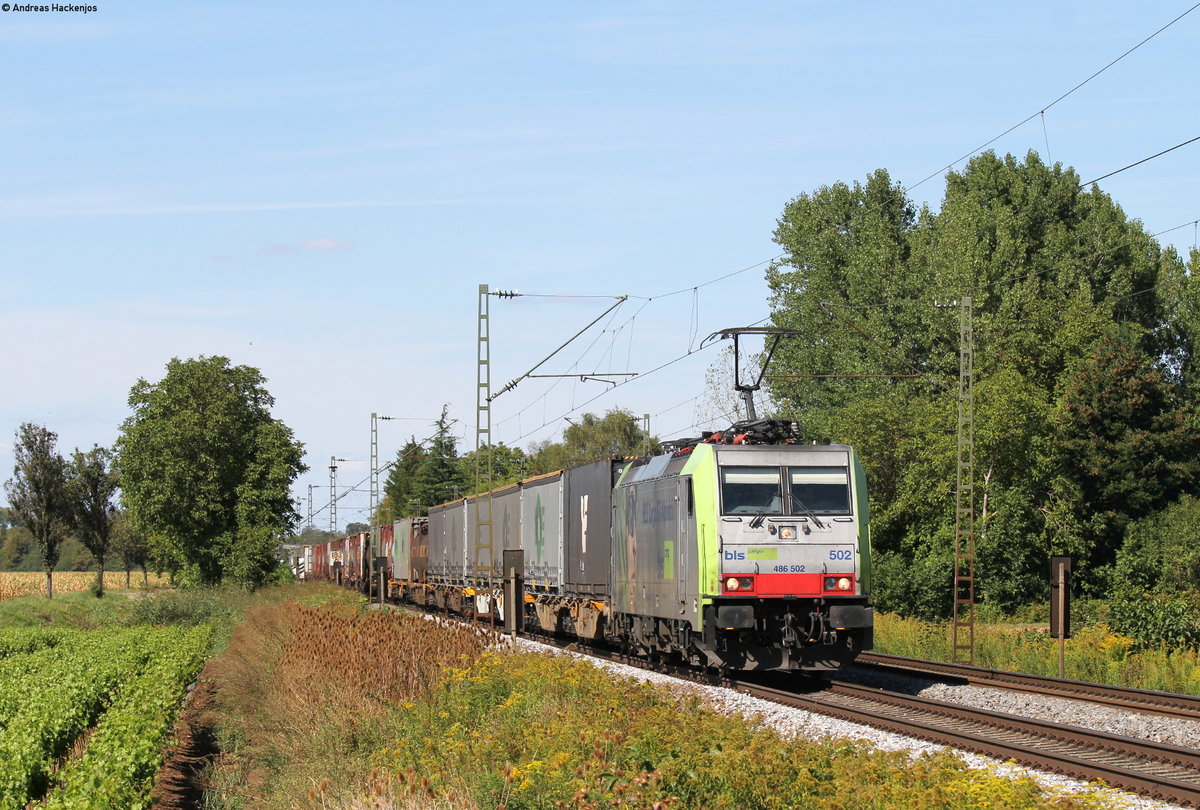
left=724, top=576, right=755, bottom=592
left=779, top=526, right=796, bottom=540
left=823, top=576, right=854, bottom=591
left=837, top=577, right=852, bottom=591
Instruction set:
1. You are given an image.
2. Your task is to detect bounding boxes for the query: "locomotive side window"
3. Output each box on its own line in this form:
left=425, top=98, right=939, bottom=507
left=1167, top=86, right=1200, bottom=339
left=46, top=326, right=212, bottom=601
left=788, top=466, right=851, bottom=515
left=720, top=467, right=783, bottom=515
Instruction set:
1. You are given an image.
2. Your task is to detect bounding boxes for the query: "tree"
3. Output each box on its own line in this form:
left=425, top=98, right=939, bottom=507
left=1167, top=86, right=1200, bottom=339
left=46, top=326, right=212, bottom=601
left=115, top=356, right=308, bottom=586
left=111, top=511, right=151, bottom=588
left=457, top=443, right=528, bottom=493
left=1045, top=331, right=1200, bottom=590
left=527, top=409, right=654, bottom=475
left=412, top=406, right=467, bottom=513
left=4, top=423, right=69, bottom=598
left=65, top=445, right=118, bottom=596
left=766, top=152, right=1196, bottom=615
left=382, top=439, right=429, bottom=520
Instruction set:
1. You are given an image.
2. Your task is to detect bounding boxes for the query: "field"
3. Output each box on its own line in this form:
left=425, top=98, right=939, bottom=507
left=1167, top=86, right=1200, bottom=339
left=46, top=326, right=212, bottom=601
left=0, top=624, right=212, bottom=809
left=0, top=583, right=1150, bottom=808
left=0, top=571, right=167, bottom=601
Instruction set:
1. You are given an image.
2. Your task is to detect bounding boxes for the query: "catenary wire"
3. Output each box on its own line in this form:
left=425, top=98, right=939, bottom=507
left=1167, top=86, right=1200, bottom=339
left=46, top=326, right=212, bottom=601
left=908, top=2, right=1200, bottom=191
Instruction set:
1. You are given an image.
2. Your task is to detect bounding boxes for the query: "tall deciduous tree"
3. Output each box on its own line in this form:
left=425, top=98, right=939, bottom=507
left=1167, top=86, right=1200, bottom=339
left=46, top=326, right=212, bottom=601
left=4, top=423, right=69, bottom=598
left=766, top=152, right=1196, bottom=612
left=111, top=511, right=151, bottom=588
left=65, top=445, right=119, bottom=597
left=527, top=409, right=653, bottom=475
left=116, top=356, right=307, bottom=586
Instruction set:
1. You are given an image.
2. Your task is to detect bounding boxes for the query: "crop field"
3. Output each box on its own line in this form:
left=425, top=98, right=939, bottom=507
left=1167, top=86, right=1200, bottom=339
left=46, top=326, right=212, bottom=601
left=0, top=571, right=167, bottom=601
left=0, top=623, right=212, bottom=809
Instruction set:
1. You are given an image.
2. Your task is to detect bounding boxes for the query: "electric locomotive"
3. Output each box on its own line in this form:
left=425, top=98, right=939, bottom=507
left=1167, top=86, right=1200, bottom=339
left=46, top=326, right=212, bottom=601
left=608, top=420, right=872, bottom=670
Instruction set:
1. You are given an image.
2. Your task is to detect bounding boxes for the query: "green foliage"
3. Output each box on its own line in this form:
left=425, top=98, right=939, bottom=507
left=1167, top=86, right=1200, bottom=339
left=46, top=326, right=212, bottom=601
left=0, top=627, right=158, bottom=808
left=374, top=649, right=1090, bottom=809
left=3, top=423, right=70, bottom=597
left=527, top=409, right=653, bottom=475
left=126, top=588, right=237, bottom=627
left=1108, top=591, right=1200, bottom=650
left=44, top=625, right=213, bottom=810
left=0, top=530, right=94, bottom=573
left=1114, top=495, right=1200, bottom=593
left=64, top=445, right=118, bottom=596
left=382, top=439, right=429, bottom=519
left=115, top=356, right=307, bottom=586
left=1045, top=330, right=1200, bottom=591
left=874, top=611, right=1200, bottom=695
left=458, top=441, right=529, bottom=492
left=382, top=406, right=468, bottom=517
left=110, top=511, right=150, bottom=583
left=766, top=153, right=1200, bottom=611
left=0, top=590, right=137, bottom=629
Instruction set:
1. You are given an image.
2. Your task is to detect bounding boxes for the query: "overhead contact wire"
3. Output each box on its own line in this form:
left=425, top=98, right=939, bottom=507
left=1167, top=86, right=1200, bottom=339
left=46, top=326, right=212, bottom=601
left=909, top=1, right=1200, bottom=191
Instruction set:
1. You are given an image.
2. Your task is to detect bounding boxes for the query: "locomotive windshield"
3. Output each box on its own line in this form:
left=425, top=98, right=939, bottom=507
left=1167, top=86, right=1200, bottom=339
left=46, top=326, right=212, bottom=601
left=789, top=466, right=851, bottom=514
left=720, top=467, right=783, bottom=515
left=720, top=465, right=851, bottom=516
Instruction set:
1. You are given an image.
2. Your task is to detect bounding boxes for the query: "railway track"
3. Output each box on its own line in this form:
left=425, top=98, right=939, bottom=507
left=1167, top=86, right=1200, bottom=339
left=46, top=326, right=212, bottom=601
left=581, top=642, right=1200, bottom=807
left=730, top=673, right=1200, bottom=807
left=855, top=652, right=1200, bottom=721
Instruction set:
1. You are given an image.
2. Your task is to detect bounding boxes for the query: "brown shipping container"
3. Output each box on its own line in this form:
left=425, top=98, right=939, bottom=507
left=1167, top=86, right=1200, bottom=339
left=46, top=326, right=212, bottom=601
left=411, top=517, right=429, bottom=582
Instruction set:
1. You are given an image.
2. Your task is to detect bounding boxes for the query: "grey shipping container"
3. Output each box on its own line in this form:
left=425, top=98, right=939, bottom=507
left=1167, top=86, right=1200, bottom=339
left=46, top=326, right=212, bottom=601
left=563, top=458, right=623, bottom=597
left=521, top=472, right=564, bottom=589
left=392, top=518, right=412, bottom=582
left=465, top=484, right=521, bottom=581
left=426, top=504, right=448, bottom=579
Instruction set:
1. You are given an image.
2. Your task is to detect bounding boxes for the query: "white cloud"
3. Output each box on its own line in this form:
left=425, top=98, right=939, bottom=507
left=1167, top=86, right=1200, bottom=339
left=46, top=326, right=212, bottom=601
left=301, top=238, right=352, bottom=252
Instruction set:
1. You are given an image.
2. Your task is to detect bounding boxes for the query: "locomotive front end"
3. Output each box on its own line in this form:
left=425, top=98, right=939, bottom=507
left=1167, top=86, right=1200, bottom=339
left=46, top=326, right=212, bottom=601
left=703, top=442, right=873, bottom=670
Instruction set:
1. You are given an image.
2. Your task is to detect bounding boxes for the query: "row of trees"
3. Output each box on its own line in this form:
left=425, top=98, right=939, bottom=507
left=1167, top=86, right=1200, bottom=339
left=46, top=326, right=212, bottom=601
left=2, top=426, right=143, bottom=597
left=764, top=151, right=1200, bottom=619
left=373, top=409, right=654, bottom=523
left=4, top=356, right=307, bottom=594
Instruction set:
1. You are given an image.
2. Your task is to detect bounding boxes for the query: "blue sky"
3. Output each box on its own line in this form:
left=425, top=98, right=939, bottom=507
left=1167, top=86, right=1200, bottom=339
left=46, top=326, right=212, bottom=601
left=3, top=1, right=1198, bottom=529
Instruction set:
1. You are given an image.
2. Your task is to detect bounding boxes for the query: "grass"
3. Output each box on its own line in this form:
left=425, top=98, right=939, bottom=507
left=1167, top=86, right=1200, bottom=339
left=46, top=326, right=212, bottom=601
left=874, top=612, right=1200, bottom=695
left=198, top=595, right=1113, bottom=810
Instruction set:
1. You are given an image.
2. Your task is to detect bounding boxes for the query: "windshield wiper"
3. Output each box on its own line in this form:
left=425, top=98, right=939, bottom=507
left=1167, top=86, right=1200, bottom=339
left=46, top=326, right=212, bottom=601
left=791, top=496, right=826, bottom=529
left=748, top=491, right=781, bottom=528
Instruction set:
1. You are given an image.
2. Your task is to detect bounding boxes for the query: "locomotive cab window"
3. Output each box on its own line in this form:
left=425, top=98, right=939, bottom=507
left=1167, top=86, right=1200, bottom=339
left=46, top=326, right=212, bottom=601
left=789, top=466, right=851, bottom=515
left=720, top=467, right=783, bottom=515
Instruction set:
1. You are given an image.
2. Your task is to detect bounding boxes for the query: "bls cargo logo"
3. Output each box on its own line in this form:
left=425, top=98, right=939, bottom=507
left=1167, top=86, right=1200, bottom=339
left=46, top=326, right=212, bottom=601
left=724, top=548, right=778, bottom=561
left=640, top=499, right=676, bottom=524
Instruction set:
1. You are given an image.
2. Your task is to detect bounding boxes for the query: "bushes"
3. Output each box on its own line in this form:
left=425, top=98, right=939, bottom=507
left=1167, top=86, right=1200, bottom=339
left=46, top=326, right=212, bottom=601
left=1108, top=591, right=1200, bottom=650
left=126, top=588, right=236, bottom=627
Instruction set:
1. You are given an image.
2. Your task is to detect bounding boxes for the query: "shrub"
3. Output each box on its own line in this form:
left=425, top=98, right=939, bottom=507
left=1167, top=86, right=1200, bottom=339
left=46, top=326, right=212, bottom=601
left=126, top=589, right=235, bottom=627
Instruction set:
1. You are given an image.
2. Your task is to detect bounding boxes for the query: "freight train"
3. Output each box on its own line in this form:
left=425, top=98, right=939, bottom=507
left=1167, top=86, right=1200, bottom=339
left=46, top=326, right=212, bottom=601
left=296, top=419, right=873, bottom=671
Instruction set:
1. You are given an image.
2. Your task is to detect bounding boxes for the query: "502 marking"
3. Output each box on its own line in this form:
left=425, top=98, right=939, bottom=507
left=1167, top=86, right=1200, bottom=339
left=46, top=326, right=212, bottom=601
left=771, top=564, right=806, bottom=573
